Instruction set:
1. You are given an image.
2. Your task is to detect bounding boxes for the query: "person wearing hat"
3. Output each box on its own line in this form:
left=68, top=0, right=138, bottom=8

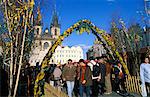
left=62, top=59, right=76, bottom=97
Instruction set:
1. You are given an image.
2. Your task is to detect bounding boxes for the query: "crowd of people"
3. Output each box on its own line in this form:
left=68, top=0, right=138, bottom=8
left=42, top=54, right=127, bottom=97
left=44, top=54, right=150, bottom=97
left=2, top=54, right=149, bottom=97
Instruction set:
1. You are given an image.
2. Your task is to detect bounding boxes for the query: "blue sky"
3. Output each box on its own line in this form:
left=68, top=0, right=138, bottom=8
left=38, top=0, right=145, bottom=59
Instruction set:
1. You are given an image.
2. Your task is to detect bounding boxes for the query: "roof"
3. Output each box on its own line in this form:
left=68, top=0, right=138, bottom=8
left=41, top=28, right=52, bottom=39
left=56, top=45, right=83, bottom=50
left=35, top=7, right=42, bottom=26
left=42, top=33, right=51, bottom=38
left=50, top=11, right=60, bottom=28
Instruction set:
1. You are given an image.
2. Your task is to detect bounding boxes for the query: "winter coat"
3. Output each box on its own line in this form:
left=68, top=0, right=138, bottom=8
left=62, top=64, right=77, bottom=81
left=78, top=66, right=92, bottom=86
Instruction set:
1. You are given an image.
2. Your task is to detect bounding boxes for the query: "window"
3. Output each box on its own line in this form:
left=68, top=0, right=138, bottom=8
left=36, top=43, right=38, bottom=47
left=43, top=42, right=49, bottom=49
left=37, top=28, right=39, bottom=35
left=55, top=29, right=57, bottom=35
left=51, top=41, right=54, bottom=45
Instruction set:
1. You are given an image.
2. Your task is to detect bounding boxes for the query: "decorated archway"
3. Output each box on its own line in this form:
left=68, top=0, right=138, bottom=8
left=34, top=19, right=130, bottom=96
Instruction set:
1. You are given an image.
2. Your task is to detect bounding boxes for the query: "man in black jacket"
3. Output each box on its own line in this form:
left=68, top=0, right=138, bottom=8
left=97, top=56, right=106, bottom=95
left=88, top=57, right=101, bottom=97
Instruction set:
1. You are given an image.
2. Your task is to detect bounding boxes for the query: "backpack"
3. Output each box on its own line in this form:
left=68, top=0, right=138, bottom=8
left=92, top=63, right=100, bottom=77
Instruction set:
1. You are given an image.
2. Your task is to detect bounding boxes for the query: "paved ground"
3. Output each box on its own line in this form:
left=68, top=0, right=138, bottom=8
left=97, top=92, right=141, bottom=97
left=71, top=91, right=141, bottom=97
left=55, top=86, right=142, bottom=97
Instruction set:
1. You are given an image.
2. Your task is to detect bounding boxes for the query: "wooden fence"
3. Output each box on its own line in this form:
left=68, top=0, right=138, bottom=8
left=125, top=76, right=150, bottom=94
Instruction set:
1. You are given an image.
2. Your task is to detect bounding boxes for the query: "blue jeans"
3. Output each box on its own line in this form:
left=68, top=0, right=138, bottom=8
left=79, top=85, right=91, bottom=97
left=66, top=81, right=75, bottom=97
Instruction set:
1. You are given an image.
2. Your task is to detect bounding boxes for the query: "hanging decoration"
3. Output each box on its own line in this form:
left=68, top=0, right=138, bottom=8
left=34, top=19, right=130, bottom=97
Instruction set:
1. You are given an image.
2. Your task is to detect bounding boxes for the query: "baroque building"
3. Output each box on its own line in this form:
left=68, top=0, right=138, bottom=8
left=86, top=38, right=106, bottom=60
left=29, top=8, right=60, bottom=66
left=29, top=8, right=84, bottom=66
left=51, top=46, right=84, bottom=64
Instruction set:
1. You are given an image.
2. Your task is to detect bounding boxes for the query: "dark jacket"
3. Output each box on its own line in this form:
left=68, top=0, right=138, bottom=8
left=78, top=66, right=92, bottom=86
left=99, top=63, right=106, bottom=83
left=62, top=64, right=76, bottom=81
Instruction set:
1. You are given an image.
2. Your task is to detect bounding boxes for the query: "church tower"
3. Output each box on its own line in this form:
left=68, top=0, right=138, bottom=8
left=33, top=7, right=42, bottom=48
left=50, top=10, right=60, bottom=39
left=34, top=7, right=42, bottom=39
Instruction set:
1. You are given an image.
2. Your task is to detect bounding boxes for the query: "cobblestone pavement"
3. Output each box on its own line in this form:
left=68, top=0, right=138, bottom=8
left=74, top=92, right=141, bottom=97
left=97, top=92, right=141, bottom=97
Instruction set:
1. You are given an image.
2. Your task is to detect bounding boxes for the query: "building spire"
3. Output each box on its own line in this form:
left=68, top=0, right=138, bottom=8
left=50, top=1, right=60, bottom=28
left=35, top=6, right=42, bottom=26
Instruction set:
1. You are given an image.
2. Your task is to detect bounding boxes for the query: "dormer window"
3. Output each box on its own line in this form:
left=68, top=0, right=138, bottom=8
left=44, top=42, right=49, bottom=49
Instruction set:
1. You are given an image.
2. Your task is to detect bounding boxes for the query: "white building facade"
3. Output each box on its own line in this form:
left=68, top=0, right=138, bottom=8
left=51, top=46, right=84, bottom=64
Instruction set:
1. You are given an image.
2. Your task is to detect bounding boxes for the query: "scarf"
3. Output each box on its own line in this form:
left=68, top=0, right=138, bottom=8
left=81, top=66, right=86, bottom=82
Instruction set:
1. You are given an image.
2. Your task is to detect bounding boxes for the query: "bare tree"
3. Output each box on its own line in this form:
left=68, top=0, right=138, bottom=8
left=1, top=0, right=34, bottom=96
left=4, top=1, right=14, bottom=96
